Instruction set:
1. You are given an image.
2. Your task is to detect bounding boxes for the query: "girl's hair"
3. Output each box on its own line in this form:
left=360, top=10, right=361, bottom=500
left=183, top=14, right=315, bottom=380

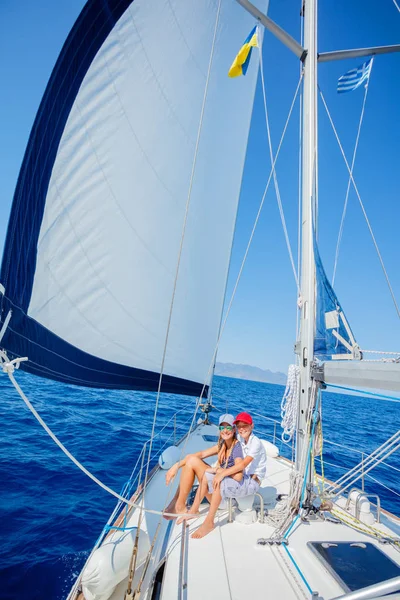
left=217, top=429, right=238, bottom=468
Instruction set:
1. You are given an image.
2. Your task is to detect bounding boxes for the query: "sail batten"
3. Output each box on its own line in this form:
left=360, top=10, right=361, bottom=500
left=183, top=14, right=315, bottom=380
left=1, top=0, right=268, bottom=394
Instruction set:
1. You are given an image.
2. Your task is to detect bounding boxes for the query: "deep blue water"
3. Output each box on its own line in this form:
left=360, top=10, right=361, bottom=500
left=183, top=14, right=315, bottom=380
left=0, top=373, right=399, bottom=599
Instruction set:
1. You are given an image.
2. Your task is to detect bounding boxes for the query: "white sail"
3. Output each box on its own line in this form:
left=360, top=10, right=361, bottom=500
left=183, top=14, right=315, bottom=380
left=0, top=0, right=267, bottom=393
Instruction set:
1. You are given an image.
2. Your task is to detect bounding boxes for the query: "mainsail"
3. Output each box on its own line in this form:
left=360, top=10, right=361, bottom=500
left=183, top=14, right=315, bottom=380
left=314, top=238, right=359, bottom=361
left=0, top=0, right=267, bottom=394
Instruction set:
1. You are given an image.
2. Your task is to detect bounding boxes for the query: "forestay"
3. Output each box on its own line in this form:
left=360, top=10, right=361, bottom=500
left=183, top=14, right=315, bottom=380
left=0, top=0, right=267, bottom=394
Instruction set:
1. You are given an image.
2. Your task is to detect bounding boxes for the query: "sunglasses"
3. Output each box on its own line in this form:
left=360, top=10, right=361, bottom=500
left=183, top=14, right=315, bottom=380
left=219, top=425, right=233, bottom=431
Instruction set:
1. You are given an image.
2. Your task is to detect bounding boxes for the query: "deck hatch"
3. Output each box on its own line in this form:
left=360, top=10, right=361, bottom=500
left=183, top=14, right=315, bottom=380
left=307, top=541, right=400, bottom=592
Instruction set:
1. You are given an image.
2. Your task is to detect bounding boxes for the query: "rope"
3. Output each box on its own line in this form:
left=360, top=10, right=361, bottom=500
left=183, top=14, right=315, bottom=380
left=332, top=506, right=400, bottom=547
left=266, top=383, right=318, bottom=540
left=0, top=353, right=197, bottom=518
left=327, top=384, right=400, bottom=404
left=319, top=87, right=400, bottom=320
left=332, top=64, right=373, bottom=286
left=259, top=42, right=301, bottom=293
left=281, top=365, right=300, bottom=443
left=270, top=545, right=305, bottom=600
left=392, top=0, right=400, bottom=13
left=280, top=545, right=313, bottom=596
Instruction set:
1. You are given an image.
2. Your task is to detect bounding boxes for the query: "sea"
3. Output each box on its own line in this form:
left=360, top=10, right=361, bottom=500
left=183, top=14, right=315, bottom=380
left=1, top=372, right=399, bottom=599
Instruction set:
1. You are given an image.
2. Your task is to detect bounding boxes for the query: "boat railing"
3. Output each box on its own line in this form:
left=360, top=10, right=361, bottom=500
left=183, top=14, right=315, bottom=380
left=102, top=404, right=399, bottom=543
left=331, top=575, right=400, bottom=600
left=215, top=401, right=400, bottom=511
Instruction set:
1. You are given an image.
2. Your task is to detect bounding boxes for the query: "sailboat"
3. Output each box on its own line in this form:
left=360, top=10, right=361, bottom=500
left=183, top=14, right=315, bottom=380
left=1, top=0, right=400, bottom=599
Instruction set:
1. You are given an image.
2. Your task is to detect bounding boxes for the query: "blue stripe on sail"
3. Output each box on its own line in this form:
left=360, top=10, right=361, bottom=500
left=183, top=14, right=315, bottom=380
left=1, top=0, right=136, bottom=311
left=0, top=295, right=207, bottom=395
left=314, top=238, right=357, bottom=360
left=0, top=0, right=208, bottom=397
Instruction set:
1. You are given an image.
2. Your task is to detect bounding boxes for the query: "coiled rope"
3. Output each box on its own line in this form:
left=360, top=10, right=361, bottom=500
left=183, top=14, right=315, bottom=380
left=281, top=364, right=300, bottom=443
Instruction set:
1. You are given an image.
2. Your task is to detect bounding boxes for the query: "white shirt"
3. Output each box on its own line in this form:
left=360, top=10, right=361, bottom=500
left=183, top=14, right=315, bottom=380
left=238, top=433, right=267, bottom=480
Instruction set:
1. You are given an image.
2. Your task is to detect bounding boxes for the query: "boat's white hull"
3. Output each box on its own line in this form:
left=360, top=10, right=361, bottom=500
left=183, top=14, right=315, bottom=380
left=69, top=422, right=400, bottom=600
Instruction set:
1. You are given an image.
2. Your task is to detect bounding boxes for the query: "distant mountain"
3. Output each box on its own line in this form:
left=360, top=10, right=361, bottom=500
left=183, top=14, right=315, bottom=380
left=215, top=362, right=287, bottom=385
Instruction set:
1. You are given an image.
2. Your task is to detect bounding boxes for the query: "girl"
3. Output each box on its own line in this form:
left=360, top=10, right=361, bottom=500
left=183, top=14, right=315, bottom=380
left=164, top=414, right=243, bottom=523
left=178, top=415, right=246, bottom=539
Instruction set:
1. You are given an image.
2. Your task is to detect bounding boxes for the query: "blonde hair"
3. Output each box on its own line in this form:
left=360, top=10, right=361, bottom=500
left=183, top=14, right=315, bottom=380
left=217, top=430, right=238, bottom=468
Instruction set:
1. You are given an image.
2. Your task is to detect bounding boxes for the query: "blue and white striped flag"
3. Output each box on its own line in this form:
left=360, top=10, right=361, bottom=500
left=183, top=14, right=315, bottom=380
left=337, top=58, right=373, bottom=94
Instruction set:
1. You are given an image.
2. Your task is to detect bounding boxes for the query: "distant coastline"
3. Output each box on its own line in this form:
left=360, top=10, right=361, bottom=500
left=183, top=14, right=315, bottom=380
left=215, top=362, right=286, bottom=385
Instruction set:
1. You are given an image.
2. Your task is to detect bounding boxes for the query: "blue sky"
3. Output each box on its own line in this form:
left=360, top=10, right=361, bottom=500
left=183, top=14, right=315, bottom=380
left=0, top=0, right=399, bottom=374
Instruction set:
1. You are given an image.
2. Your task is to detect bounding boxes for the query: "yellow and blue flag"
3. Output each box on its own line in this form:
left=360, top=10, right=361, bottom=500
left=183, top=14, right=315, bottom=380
left=228, top=26, right=259, bottom=78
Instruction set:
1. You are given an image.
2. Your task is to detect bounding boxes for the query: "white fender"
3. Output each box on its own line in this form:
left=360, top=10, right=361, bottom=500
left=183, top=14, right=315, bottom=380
left=81, top=527, right=151, bottom=600
left=261, top=439, right=279, bottom=458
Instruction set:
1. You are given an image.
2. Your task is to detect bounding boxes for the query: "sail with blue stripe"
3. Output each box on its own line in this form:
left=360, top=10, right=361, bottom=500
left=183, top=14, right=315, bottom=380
left=0, top=0, right=267, bottom=395
left=314, top=238, right=360, bottom=361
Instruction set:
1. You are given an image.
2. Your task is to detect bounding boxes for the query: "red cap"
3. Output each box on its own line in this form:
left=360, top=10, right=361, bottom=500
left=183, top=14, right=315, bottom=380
left=233, top=412, right=253, bottom=425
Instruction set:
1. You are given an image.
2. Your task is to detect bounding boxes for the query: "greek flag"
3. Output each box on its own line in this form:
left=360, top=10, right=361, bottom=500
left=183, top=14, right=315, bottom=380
left=337, top=58, right=373, bottom=93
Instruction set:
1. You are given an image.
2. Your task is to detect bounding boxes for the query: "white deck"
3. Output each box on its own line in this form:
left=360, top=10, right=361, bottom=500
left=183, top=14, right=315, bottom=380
left=75, top=422, right=400, bottom=600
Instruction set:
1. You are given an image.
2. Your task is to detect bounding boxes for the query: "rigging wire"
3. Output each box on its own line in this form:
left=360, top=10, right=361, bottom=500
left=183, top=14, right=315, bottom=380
left=258, top=40, right=301, bottom=293
left=392, top=0, right=400, bottom=12
left=319, top=87, right=400, bottom=321
left=190, top=69, right=305, bottom=408
left=326, top=429, right=400, bottom=494
left=332, top=62, right=373, bottom=286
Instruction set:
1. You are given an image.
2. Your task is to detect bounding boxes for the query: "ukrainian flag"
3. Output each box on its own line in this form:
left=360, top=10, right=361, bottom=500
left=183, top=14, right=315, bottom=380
left=228, top=26, right=259, bottom=78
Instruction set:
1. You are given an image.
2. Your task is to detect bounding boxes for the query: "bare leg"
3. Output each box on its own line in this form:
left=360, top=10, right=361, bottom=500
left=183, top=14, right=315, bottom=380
left=164, top=456, right=210, bottom=519
left=177, top=473, right=211, bottom=524
left=164, top=487, right=180, bottom=519
left=191, top=485, right=222, bottom=539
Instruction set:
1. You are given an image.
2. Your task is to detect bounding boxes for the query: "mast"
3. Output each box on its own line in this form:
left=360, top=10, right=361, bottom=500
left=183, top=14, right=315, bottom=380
left=296, top=0, right=317, bottom=471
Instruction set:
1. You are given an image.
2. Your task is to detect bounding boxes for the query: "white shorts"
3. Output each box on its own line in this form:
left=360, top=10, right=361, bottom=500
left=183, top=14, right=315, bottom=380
left=205, top=472, right=260, bottom=500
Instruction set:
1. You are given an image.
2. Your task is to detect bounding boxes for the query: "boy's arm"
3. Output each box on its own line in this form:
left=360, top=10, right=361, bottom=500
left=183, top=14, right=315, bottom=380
left=216, top=455, right=253, bottom=479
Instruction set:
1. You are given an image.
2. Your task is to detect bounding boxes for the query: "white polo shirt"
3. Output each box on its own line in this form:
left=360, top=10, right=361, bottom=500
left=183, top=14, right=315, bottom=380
left=238, top=433, right=267, bottom=480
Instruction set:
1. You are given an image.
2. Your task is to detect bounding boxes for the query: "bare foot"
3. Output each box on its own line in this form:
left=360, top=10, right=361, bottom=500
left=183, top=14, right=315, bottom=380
left=191, top=521, right=214, bottom=539
left=177, top=511, right=198, bottom=525
left=163, top=502, right=186, bottom=520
